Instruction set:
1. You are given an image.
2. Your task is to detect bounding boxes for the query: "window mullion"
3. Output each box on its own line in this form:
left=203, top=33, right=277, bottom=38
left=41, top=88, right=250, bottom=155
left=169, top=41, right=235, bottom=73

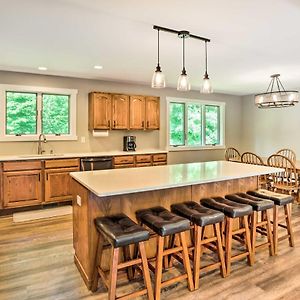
left=184, top=103, right=188, bottom=146
left=37, top=93, right=42, bottom=135
left=202, top=105, right=205, bottom=146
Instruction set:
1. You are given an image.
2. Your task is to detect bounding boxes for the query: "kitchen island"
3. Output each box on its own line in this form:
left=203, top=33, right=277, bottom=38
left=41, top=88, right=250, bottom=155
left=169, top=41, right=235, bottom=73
left=70, top=160, right=281, bottom=289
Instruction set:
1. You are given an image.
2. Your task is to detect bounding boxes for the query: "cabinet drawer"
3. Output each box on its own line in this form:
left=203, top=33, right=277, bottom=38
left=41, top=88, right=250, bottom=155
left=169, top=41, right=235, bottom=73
left=114, top=156, right=134, bottom=165
left=3, top=160, right=42, bottom=171
left=114, top=164, right=135, bottom=169
left=152, top=154, right=167, bottom=162
left=135, top=155, right=152, bottom=163
left=45, top=158, right=79, bottom=169
left=136, top=163, right=152, bottom=168
left=153, top=161, right=167, bottom=166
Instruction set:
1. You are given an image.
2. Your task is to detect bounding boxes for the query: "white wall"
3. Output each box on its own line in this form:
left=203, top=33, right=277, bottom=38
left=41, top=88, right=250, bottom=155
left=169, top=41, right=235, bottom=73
left=0, top=71, right=243, bottom=164
left=241, top=94, right=300, bottom=157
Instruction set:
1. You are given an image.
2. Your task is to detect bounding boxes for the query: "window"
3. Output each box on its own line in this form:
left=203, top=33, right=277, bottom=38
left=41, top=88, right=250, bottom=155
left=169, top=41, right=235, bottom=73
left=0, top=85, right=77, bottom=141
left=167, top=98, right=225, bottom=150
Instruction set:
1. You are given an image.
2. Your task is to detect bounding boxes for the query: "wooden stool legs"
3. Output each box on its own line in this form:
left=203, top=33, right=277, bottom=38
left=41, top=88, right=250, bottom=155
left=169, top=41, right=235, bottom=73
left=193, top=223, right=226, bottom=290
left=92, top=236, right=154, bottom=300
left=250, top=209, right=274, bottom=261
left=154, top=232, right=194, bottom=300
left=225, top=216, right=253, bottom=276
left=273, top=203, right=295, bottom=255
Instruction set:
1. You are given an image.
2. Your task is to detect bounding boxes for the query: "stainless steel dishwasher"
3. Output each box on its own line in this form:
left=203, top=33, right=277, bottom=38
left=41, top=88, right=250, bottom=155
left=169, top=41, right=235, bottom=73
left=80, top=156, right=113, bottom=171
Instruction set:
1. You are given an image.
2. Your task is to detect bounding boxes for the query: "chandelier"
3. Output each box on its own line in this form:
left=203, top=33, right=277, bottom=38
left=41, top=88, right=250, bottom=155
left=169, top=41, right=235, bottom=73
left=255, top=74, right=299, bottom=108
left=151, top=25, right=213, bottom=93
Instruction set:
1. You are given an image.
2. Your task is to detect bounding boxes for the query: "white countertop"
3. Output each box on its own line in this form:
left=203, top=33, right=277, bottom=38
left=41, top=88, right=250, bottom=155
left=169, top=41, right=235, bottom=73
left=70, top=160, right=282, bottom=197
left=0, top=149, right=167, bottom=162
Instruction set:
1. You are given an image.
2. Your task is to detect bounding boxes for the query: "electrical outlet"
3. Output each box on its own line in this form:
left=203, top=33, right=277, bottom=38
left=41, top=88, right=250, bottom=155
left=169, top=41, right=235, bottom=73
left=81, top=136, right=86, bottom=143
left=76, top=195, right=82, bottom=206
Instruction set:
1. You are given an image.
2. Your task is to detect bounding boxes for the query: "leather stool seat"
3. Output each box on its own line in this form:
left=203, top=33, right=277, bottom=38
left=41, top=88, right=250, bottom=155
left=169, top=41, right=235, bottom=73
left=171, top=201, right=225, bottom=226
left=247, top=189, right=293, bottom=206
left=94, top=213, right=150, bottom=248
left=136, top=206, right=190, bottom=236
left=201, top=197, right=253, bottom=218
left=225, top=193, right=274, bottom=211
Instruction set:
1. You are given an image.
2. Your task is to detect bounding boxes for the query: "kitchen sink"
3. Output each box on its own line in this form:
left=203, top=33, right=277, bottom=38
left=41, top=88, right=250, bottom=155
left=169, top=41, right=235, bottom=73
left=18, top=153, right=64, bottom=158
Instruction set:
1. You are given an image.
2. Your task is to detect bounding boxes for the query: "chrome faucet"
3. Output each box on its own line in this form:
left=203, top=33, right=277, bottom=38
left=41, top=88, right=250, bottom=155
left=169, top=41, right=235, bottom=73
left=37, top=134, right=47, bottom=155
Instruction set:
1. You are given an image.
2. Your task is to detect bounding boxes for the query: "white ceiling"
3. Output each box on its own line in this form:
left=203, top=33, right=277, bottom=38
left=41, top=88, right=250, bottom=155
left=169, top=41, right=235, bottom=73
left=1, top=0, right=300, bottom=95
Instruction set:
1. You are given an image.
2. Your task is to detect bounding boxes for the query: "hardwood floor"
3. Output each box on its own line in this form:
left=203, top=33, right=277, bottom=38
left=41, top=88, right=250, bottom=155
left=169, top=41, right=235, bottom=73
left=0, top=206, right=300, bottom=300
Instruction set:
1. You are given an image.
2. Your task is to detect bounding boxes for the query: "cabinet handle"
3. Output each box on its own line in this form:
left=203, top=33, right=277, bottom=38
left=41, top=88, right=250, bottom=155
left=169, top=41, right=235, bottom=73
left=147, top=121, right=149, bottom=128
left=108, top=120, right=110, bottom=128
left=142, top=121, right=144, bottom=128
left=38, top=173, right=41, bottom=181
left=46, top=173, right=48, bottom=181
left=114, top=120, right=116, bottom=127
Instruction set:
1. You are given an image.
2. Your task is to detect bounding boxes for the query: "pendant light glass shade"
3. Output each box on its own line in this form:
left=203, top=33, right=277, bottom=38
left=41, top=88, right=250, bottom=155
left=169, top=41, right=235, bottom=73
left=201, top=41, right=213, bottom=93
left=177, top=34, right=191, bottom=91
left=152, top=64, right=166, bottom=88
left=201, top=72, right=213, bottom=93
left=151, top=29, right=166, bottom=88
left=177, top=69, right=191, bottom=91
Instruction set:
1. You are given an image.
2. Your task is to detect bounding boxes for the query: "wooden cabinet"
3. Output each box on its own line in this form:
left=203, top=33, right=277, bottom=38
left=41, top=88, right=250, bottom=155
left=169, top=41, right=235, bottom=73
left=145, top=97, right=160, bottom=129
left=2, top=161, right=42, bottom=208
left=130, top=95, right=145, bottom=130
left=135, top=154, right=152, bottom=164
left=89, top=92, right=112, bottom=130
left=44, top=159, right=79, bottom=203
left=153, top=153, right=167, bottom=163
left=114, top=156, right=134, bottom=168
left=89, top=92, right=160, bottom=131
left=112, top=94, right=129, bottom=130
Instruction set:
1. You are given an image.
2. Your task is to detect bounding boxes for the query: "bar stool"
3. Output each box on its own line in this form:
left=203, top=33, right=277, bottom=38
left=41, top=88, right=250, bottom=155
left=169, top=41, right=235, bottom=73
left=91, top=213, right=154, bottom=300
left=136, top=206, right=194, bottom=300
left=225, top=193, right=274, bottom=259
left=201, top=197, right=254, bottom=275
left=171, top=201, right=226, bottom=290
left=247, top=189, right=295, bottom=255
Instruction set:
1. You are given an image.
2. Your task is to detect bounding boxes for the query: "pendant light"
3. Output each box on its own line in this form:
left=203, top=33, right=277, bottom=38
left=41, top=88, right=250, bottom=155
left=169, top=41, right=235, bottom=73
left=151, top=29, right=166, bottom=88
left=255, top=74, right=299, bottom=108
left=177, top=31, right=191, bottom=91
left=201, top=41, right=213, bottom=93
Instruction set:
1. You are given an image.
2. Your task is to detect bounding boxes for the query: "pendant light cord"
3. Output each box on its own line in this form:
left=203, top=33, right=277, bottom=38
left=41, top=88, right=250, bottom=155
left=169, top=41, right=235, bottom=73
left=182, top=36, right=186, bottom=74
left=157, top=29, right=160, bottom=67
left=205, top=41, right=208, bottom=75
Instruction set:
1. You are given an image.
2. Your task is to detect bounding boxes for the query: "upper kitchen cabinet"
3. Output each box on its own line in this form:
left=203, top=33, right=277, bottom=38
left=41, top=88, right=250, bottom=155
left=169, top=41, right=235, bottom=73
left=145, top=96, right=160, bottom=129
left=88, top=92, right=160, bottom=131
left=112, top=94, right=130, bottom=130
left=88, top=92, right=112, bottom=130
left=129, top=95, right=145, bottom=130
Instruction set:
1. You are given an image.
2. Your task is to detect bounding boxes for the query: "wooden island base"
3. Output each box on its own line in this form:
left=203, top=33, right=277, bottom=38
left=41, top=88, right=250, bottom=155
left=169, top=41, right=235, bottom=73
left=72, top=176, right=258, bottom=289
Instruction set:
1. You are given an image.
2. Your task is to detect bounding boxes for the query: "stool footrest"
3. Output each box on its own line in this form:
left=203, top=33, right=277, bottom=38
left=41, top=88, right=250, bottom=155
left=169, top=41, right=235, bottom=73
left=163, top=246, right=183, bottom=256
left=117, top=258, right=142, bottom=270
left=231, top=251, right=250, bottom=262
left=160, top=274, right=188, bottom=289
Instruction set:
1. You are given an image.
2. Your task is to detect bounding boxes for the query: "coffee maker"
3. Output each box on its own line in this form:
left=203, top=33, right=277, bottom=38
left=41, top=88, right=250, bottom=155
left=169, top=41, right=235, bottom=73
left=123, top=136, right=136, bottom=151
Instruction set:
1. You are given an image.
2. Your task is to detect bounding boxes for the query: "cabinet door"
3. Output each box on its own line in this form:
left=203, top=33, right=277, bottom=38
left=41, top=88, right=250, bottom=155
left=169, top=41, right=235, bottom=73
left=145, top=97, right=160, bottom=130
left=112, top=94, right=129, bottom=129
left=45, top=167, right=79, bottom=203
left=3, top=170, right=42, bottom=208
left=129, top=96, right=145, bottom=130
left=89, top=93, right=112, bottom=130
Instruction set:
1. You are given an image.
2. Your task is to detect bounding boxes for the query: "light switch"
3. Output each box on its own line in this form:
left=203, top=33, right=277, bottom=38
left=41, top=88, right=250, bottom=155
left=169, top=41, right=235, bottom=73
left=76, top=195, right=82, bottom=206
left=81, top=136, right=86, bottom=143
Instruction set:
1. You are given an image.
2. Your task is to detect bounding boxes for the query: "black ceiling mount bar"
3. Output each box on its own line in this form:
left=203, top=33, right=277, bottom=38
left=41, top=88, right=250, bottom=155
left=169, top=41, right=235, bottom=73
left=153, top=25, right=210, bottom=43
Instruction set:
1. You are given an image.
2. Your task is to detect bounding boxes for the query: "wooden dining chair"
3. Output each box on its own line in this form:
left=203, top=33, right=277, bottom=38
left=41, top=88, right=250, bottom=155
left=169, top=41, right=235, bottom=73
left=276, top=149, right=296, bottom=163
left=225, top=147, right=241, bottom=162
left=267, top=154, right=300, bottom=202
left=241, top=152, right=268, bottom=188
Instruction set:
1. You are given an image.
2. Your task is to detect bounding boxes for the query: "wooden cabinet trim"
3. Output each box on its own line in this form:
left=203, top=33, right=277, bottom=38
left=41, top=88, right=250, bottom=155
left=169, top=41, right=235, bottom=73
left=135, top=154, right=152, bottom=163
left=114, top=164, right=135, bottom=169
left=45, top=158, right=79, bottom=169
left=3, top=161, right=42, bottom=172
left=114, top=156, right=134, bottom=165
left=152, top=153, right=167, bottom=162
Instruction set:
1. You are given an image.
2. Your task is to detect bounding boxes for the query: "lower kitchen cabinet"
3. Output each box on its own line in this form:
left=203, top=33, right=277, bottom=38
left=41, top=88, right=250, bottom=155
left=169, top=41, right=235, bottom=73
left=45, top=167, right=79, bottom=202
left=3, top=170, right=42, bottom=208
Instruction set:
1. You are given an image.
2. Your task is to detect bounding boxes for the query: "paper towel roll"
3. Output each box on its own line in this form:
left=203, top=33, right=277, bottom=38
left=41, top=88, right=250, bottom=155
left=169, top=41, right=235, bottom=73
left=92, top=130, right=109, bottom=137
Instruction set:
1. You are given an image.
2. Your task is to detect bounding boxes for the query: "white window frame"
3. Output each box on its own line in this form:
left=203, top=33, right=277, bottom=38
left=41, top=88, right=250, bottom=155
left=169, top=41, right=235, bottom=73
left=0, top=84, right=78, bottom=141
left=166, top=97, right=226, bottom=151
